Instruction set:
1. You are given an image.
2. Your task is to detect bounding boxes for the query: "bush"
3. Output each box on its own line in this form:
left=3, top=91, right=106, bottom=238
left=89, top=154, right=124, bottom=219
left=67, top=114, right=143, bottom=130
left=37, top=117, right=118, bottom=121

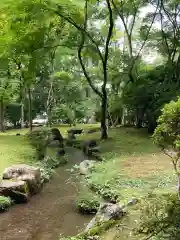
left=43, top=156, right=61, bottom=169
left=26, top=129, right=51, bottom=160
left=137, top=193, right=180, bottom=239
left=76, top=191, right=101, bottom=214
left=0, top=196, right=12, bottom=212
left=153, top=97, right=180, bottom=198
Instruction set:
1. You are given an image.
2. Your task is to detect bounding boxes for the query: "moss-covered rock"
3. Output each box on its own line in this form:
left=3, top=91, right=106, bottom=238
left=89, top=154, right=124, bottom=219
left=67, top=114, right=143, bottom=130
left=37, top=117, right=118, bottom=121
left=0, top=180, right=29, bottom=203
left=0, top=196, right=12, bottom=212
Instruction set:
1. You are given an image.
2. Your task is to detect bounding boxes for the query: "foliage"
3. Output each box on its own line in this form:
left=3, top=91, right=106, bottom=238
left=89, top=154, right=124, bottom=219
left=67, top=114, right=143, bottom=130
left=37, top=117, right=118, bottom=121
left=153, top=97, right=180, bottom=198
left=60, top=237, right=84, bottom=240
left=137, top=193, right=180, bottom=240
left=153, top=97, right=180, bottom=150
left=5, top=103, right=21, bottom=126
left=76, top=190, right=101, bottom=214
left=0, top=196, right=12, bottom=212
left=26, top=129, right=51, bottom=160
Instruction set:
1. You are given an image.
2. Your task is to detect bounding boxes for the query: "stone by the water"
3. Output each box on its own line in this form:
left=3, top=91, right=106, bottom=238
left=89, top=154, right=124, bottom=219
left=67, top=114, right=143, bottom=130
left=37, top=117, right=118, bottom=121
left=0, top=179, right=29, bottom=203
left=3, top=164, right=41, bottom=194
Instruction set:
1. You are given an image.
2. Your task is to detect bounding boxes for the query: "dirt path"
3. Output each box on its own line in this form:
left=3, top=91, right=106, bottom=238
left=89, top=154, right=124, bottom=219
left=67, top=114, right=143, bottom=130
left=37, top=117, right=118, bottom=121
left=0, top=149, right=91, bottom=240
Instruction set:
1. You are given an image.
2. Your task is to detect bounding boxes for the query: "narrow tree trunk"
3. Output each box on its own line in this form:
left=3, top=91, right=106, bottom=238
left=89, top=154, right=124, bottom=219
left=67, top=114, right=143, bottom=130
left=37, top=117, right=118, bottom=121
left=178, top=174, right=180, bottom=200
left=28, top=88, right=32, bottom=132
left=21, top=101, right=24, bottom=129
left=136, top=108, right=144, bottom=128
left=0, top=99, right=4, bottom=132
left=101, top=96, right=108, bottom=140
left=121, top=106, right=127, bottom=126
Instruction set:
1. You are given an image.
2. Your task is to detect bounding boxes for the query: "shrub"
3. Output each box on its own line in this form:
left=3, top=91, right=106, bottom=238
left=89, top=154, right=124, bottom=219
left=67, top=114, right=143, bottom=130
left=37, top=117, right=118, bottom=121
left=137, top=193, right=180, bottom=240
left=76, top=191, right=101, bottom=214
left=43, top=156, right=61, bottom=169
left=26, top=129, right=51, bottom=160
left=153, top=97, right=180, bottom=198
left=0, top=196, right=12, bottom=212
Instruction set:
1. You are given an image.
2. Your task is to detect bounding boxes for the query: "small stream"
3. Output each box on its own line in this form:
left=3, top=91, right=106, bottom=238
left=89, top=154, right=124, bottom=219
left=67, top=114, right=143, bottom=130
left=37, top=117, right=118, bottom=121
left=0, top=149, right=91, bottom=240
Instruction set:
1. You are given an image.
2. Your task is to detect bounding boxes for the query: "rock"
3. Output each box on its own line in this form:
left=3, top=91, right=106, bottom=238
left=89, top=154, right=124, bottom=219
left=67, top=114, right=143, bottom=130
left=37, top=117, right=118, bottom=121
left=0, top=180, right=29, bottom=203
left=85, top=203, right=125, bottom=232
left=81, top=140, right=99, bottom=155
left=68, top=128, right=83, bottom=135
left=56, top=148, right=65, bottom=157
left=67, top=132, right=76, bottom=141
left=3, top=164, right=41, bottom=194
left=127, top=198, right=138, bottom=206
left=97, top=203, right=124, bottom=221
left=51, top=128, right=63, bottom=141
left=50, top=128, right=64, bottom=148
left=87, top=128, right=100, bottom=133
left=79, top=160, right=95, bottom=175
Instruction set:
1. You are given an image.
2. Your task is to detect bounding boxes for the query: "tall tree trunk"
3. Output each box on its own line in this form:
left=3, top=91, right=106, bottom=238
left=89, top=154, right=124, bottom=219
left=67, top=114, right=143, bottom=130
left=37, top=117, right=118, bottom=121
left=21, top=101, right=24, bottom=129
left=136, top=108, right=144, bottom=128
left=0, top=99, right=4, bottom=132
left=28, top=88, right=32, bottom=132
left=121, top=106, right=127, bottom=126
left=101, top=96, right=108, bottom=140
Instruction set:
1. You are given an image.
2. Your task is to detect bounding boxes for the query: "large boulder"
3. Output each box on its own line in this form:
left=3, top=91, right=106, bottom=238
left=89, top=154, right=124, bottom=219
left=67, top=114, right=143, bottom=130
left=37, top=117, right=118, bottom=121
left=0, top=180, right=29, bottom=203
left=3, top=164, right=41, bottom=194
left=79, top=160, right=95, bottom=175
left=85, top=203, right=125, bottom=232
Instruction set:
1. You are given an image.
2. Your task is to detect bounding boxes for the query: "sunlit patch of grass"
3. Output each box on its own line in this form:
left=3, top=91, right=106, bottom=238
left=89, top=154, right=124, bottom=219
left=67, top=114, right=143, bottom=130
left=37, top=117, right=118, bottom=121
left=0, top=124, right=100, bottom=174
left=0, top=135, right=35, bottom=174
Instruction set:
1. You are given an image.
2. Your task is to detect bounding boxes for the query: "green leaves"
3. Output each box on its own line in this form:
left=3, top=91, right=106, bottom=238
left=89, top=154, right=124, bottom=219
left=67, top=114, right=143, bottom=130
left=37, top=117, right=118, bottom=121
left=153, top=97, right=180, bottom=150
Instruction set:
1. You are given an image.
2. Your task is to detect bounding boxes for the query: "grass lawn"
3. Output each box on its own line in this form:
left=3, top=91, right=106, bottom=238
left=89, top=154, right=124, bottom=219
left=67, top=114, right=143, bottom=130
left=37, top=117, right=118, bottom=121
left=0, top=124, right=100, bottom=175
left=77, top=127, right=177, bottom=240
left=0, top=125, right=176, bottom=239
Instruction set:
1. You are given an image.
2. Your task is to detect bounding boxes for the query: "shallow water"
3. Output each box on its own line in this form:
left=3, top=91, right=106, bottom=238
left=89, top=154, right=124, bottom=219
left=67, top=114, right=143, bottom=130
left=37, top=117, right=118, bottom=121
left=0, top=149, right=91, bottom=240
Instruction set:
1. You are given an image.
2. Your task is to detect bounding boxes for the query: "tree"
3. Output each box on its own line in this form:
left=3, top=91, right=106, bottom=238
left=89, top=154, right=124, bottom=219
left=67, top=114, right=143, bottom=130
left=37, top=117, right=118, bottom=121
left=153, top=97, right=180, bottom=199
left=49, top=0, right=114, bottom=139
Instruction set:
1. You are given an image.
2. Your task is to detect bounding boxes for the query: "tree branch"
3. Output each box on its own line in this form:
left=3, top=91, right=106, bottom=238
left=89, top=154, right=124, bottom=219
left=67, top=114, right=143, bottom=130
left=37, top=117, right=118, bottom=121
left=111, top=0, right=133, bottom=57
left=78, top=0, right=103, bottom=98
left=50, top=6, right=105, bottom=64
left=102, top=0, right=114, bottom=91
left=134, top=0, right=160, bottom=62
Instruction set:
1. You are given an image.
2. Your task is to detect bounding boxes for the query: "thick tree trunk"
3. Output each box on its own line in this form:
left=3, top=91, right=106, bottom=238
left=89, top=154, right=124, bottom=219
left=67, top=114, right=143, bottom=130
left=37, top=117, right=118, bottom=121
left=28, top=88, right=32, bottom=132
left=0, top=99, right=4, bottom=132
left=101, top=96, right=108, bottom=140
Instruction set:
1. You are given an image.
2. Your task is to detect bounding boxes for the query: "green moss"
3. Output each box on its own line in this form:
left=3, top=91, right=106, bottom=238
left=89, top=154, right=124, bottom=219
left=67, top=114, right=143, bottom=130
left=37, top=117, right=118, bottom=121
left=0, top=196, right=12, bottom=212
left=87, top=220, right=117, bottom=236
